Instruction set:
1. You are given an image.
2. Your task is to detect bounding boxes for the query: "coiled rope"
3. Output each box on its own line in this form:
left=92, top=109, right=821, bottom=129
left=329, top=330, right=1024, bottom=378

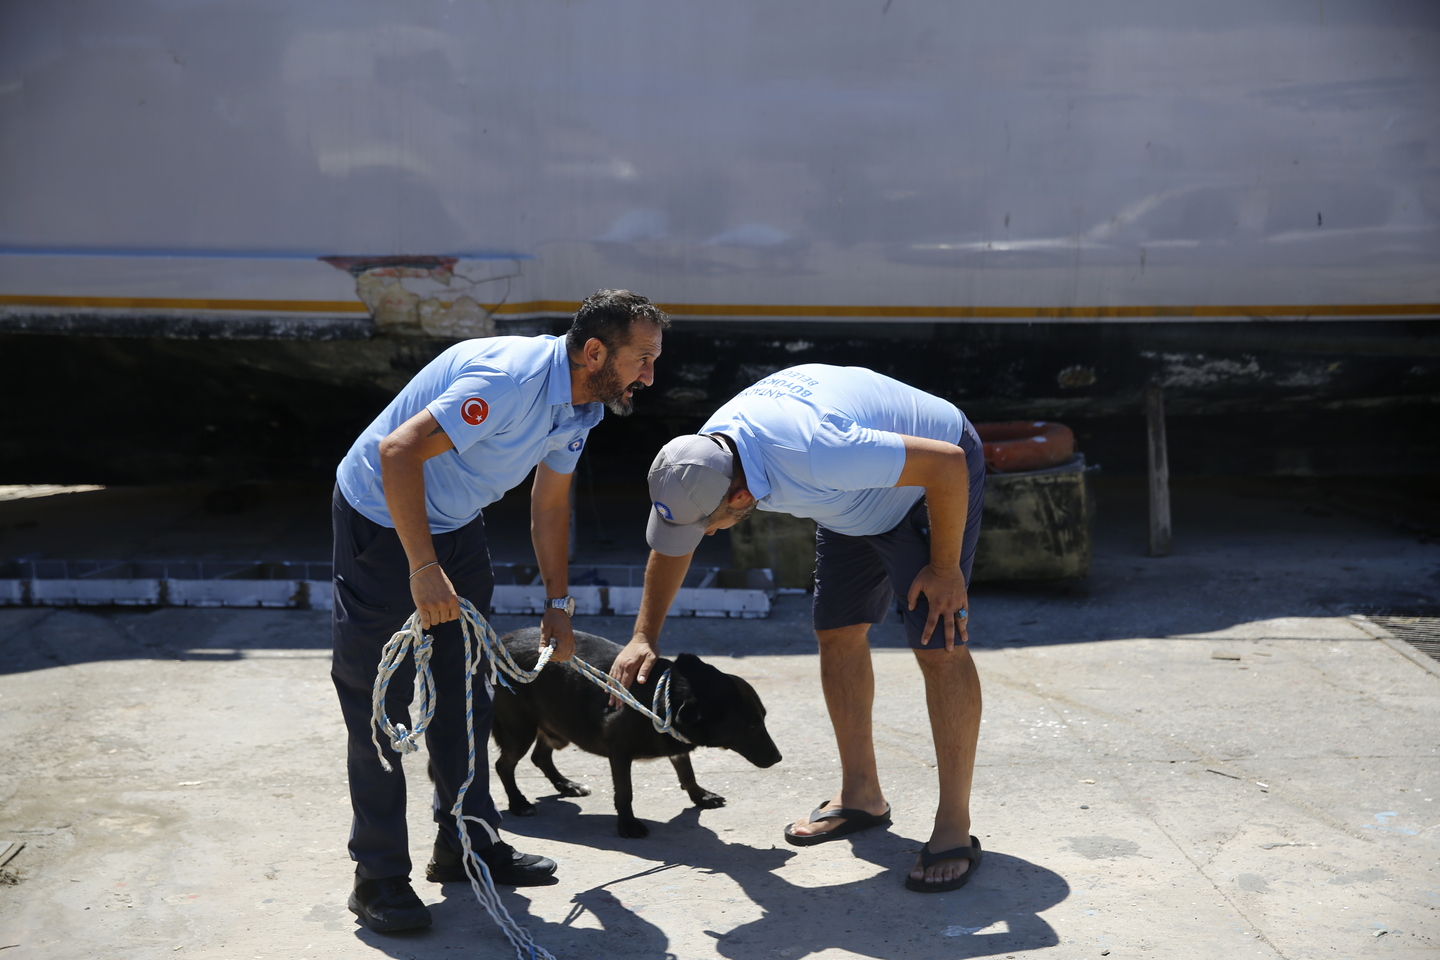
left=369, top=597, right=690, bottom=960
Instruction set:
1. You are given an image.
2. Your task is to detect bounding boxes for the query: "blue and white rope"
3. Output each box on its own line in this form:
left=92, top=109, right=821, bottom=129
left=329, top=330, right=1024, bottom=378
left=369, top=621, right=435, bottom=772
left=368, top=597, right=691, bottom=960
left=370, top=599, right=553, bottom=960
left=565, top=657, right=692, bottom=744
left=451, top=599, right=553, bottom=960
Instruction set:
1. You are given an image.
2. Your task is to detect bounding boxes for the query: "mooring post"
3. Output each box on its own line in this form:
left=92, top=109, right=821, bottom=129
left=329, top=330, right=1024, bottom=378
left=1146, top=384, right=1172, bottom=557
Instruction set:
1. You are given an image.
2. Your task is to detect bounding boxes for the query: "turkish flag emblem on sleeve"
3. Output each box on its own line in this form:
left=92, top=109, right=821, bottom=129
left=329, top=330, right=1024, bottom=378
left=461, top=397, right=490, bottom=425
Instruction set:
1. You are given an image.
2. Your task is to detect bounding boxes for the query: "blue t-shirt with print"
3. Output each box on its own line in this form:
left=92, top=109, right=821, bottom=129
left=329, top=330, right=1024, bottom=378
left=336, top=335, right=602, bottom=533
left=700, top=364, right=968, bottom=537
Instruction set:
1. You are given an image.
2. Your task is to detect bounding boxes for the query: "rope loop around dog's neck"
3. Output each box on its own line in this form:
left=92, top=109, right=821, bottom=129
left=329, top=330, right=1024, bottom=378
left=563, top=657, right=692, bottom=744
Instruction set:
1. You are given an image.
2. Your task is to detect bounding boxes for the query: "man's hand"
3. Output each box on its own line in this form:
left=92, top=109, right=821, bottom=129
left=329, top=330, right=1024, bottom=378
left=608, top=637, right=659, bottom=708
left=411, top=563, right=460, bottom=630
left=539, top=607, right=575, bottom=662
left=907, top=563, right=970, bottom=650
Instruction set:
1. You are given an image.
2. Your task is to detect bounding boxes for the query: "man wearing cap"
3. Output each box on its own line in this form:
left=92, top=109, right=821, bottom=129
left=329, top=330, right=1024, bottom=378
left=331, top=290, right=667, bottom=932
left=610, top=363, right=986, bottom=892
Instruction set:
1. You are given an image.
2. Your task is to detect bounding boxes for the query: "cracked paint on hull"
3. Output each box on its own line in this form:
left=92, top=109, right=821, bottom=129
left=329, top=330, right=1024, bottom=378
left=324, top=257, right=522, bottom=339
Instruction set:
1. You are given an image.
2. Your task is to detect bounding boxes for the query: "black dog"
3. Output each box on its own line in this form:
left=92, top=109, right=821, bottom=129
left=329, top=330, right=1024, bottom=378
left=491, top=627, right=782, bottom=838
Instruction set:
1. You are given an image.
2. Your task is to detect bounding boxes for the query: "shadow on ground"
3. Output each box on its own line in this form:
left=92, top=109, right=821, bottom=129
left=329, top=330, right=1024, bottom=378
left=350, top=804, right=1068, bottom=960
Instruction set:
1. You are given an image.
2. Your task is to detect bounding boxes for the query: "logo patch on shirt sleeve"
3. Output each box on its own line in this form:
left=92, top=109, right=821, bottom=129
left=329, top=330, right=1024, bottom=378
left=460, top=397, right=490, bottom=425
left=653, top=501, right=674, bottom=521
left=568, top=438, right=584, bottom=453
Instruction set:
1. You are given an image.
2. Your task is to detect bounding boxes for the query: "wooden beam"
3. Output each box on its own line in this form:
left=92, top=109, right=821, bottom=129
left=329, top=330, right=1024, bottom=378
left=1146, top=385, right=1172, bottom=557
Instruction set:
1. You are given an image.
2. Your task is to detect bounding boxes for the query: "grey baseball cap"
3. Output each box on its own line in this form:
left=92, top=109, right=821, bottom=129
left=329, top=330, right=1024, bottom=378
left=645, top=434, right=734, bottom=556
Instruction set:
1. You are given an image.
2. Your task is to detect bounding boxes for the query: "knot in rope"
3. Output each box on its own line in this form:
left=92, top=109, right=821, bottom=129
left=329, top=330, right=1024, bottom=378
left=369, top=617, right=435, bottom=769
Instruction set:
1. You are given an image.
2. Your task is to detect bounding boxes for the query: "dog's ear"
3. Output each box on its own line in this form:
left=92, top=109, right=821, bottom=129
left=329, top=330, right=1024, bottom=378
left=673, top=653, right=724, bottom=685
left=673, top=655, right=728, bottom=726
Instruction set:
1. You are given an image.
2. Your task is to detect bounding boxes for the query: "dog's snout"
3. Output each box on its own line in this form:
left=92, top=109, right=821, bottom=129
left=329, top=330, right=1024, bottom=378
left=738, top=738, right=782, bottom=769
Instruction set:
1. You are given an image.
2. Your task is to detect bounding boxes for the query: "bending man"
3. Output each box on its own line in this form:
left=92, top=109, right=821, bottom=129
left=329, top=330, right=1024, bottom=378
left=332, top=290, right=666, bottom=931
left=610, top=364, right=985, bottom=892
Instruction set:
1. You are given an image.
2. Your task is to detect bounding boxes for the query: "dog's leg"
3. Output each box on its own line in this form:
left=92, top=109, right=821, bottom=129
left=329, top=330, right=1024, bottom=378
left=492, top=716, right=539, bottom=816
left=608, top=754, right=649, bottom=838
left=669, top=752, right=725, bottom=809
left=531, top=738, right=591, bottom=798
left=494, top=752, right=537, bottom=817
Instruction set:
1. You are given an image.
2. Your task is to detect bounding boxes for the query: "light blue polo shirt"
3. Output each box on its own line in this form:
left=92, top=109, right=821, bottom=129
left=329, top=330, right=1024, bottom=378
left=336, top=335, right=603, bottom=533
left=700, top=364, right=968, bottom=537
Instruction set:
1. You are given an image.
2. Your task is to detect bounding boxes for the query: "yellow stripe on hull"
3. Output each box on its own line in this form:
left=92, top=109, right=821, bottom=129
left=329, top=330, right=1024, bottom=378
left=2, top=294, right=1436, bottom=321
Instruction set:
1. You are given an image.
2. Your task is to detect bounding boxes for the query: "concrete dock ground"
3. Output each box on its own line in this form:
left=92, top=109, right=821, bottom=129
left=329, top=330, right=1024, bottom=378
left=0, top=477, right=1436, bottom=959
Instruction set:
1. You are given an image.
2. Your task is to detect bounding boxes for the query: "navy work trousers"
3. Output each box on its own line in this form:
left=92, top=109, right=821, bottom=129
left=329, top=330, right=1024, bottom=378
left=330, top=485, right=501, bottom=881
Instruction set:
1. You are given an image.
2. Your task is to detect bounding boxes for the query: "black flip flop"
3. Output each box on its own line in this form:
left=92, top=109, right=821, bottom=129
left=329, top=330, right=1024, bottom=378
left=905, top=836, right=982, bottom=892
left=783, top=798, right=892, bottom=847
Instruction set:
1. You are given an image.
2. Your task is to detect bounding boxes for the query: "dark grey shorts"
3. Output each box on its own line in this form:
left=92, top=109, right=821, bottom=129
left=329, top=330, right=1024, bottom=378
left=811, top=429, right=985, bottom=647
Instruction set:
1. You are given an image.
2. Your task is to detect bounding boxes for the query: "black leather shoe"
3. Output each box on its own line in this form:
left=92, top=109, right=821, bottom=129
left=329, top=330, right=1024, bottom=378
left=347, top=875, right=432, bottom=933
left=426, top=838, right=558, bottom=886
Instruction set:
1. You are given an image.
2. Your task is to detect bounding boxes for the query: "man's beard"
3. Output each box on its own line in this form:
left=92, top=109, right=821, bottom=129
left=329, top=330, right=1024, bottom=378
left=710, top=497, right=758, bottom=529
left=728, top=499, right=759, bottom=526
left=593, top=356, right=644, bottom=416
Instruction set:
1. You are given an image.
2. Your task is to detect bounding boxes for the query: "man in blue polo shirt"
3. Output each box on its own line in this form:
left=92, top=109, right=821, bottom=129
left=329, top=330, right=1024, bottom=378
left=610, top=364, right=986, bottom=893
left=332, top=290, right=667, bottom=932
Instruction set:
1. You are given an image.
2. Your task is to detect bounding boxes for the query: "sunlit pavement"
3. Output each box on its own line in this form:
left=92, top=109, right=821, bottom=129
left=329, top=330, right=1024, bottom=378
left=0, top=478, right=1435, bottom=959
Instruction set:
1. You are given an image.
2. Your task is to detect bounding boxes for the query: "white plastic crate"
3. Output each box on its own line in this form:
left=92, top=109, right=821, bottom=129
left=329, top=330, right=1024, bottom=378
left=490, top=584, right=605, bottom=616
left=0, top=560, right=773, bottom=617
left=0, top=560, right=332, bottom=610
left=29, top=577, right=162, bottom=606
left=166, top=579, right=302, bottom=608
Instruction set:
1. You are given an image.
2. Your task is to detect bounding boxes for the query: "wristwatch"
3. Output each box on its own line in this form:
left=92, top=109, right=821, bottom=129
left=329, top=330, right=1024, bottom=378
left=544, top=596, right=576, bottom=617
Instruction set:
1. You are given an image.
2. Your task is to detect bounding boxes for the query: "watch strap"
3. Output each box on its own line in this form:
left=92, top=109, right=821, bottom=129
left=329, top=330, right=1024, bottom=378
left=544, top=596, right=575, bottom=616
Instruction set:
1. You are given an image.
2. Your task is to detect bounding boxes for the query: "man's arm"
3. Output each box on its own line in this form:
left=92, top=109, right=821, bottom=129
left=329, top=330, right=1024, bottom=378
left=379, top=409, right=459, bottom=630
left=608, top=549, right=694, bottom=704
left=894, top=435, right=971, bottom=650
left=530, top=462, right=576, bottom=662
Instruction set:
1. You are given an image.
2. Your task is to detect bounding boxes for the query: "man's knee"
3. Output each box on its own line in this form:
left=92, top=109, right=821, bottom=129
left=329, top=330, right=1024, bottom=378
left=912, top=643, right=976, bottom=672
left=815, top=623, right=872, bottom=646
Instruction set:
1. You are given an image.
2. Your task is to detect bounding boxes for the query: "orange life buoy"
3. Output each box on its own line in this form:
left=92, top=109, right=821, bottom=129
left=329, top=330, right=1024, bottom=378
left=974, top=421, right=1075, bottom=473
